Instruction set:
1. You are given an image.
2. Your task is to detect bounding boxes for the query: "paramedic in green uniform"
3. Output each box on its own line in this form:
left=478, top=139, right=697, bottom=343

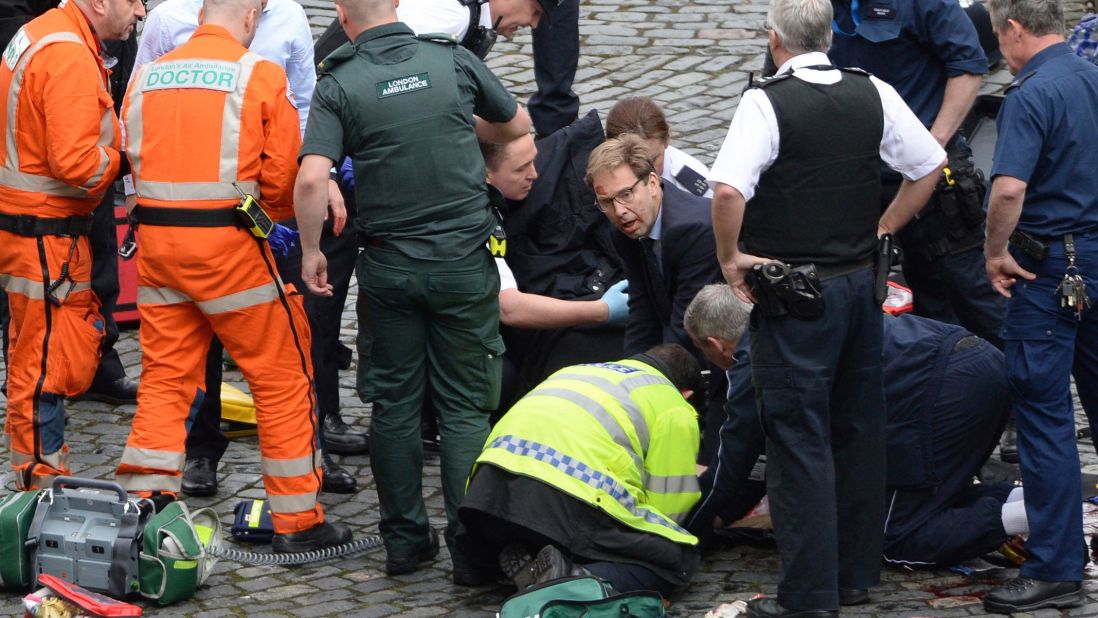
left=293, top=0, right=532, bottom=580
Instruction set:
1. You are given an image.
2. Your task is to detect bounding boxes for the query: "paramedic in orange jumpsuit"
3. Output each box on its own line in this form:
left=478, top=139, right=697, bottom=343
left=0, top=0, right=142, bottom=490
left=115, top=0, right=351, bottom=551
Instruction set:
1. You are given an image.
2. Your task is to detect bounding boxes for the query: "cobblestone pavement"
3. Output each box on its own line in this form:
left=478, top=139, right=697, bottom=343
left=4, top=0, right=1098, bottom=615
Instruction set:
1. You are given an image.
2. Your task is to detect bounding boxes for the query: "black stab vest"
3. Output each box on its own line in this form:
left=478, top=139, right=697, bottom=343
left=744, top=67, right=884, bottom=265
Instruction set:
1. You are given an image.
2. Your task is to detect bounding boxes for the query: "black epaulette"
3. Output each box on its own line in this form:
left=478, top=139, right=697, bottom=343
left=1006, top=70, right=1038, bottom=94
left=742, top=71, right=793, bottom=94
left=317, top=42, right=356, bottom=76
left=835, top=66, right=871, bottom=77
left=416, top=32, right=459, bottom=46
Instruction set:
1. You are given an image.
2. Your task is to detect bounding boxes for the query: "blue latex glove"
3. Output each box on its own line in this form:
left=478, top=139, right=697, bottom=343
left=268, top=223, right=300, bottom=257
left=601, top=279, right=630, bottom=324
left=339, top=156, right=354, bottom=191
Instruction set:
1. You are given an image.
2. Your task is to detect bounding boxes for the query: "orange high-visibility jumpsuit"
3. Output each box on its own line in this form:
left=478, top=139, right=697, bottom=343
left=0, top=1, right=121, bottom=490
left=115, top=24, right=323, bottom=533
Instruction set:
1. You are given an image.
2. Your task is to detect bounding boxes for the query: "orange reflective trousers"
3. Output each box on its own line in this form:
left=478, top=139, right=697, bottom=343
left=114, top=224, right=324, bottom=533
left=2, top=230, right=103, bottom=489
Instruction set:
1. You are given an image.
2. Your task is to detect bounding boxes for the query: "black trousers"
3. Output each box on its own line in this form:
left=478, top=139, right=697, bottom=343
left=88, top=186, right=127, bottom=386
left=529, top=0, right=580, bottom=138
left=883, top=169, right=1004, bottom=349
left=752, top=268, right=885, bottom=612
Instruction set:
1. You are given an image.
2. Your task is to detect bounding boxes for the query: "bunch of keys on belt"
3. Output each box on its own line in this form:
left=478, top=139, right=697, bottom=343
left=1057, top=234, right=1091, bottom=319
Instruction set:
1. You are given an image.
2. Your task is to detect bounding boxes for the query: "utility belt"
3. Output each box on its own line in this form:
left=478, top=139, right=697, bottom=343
left=912, top=161, right=987, bottom=261
left=1007, top=229, right=1098, bottom=263
left=748, top=257, right=873, bottom=321
left=0, top=212, right=93, bottom=237
left=133, top=203, right=273, bottom=237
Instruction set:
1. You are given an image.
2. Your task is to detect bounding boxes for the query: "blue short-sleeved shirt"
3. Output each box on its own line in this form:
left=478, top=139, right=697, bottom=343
left=992, top=43, right=1098, bottom=238
left=828, top=0, right=987, bottom=127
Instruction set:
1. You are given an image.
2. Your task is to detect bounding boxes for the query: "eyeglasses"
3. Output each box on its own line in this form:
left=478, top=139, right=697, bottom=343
left=595, top=176, right=646, bottom=213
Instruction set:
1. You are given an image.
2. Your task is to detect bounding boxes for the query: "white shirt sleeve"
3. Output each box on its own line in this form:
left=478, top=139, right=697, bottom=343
left=872, top=76, right=947, bottom=182
left=496, top=258, right=518, bottom=292
left=707, top=88, right=779, bottom=202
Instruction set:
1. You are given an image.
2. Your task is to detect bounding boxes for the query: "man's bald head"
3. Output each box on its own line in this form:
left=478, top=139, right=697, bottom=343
left=200, top=0, right=263, bottom=46
left=336, top=0, right=397, bottom=38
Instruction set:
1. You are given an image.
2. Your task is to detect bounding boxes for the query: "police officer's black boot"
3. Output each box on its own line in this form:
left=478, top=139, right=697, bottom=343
left=322, top=410, right=369, bottom=455
left=321, top=451, right=357, bottom=493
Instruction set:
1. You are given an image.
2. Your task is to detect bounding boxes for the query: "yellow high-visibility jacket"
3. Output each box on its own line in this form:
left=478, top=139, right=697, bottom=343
left=476, top=359, right=701, bottom=546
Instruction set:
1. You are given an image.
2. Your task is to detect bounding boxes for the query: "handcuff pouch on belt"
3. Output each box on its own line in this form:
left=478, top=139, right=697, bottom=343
left=917, top=160, right=987, bottom=260
left=748, top=260, right=825, bottom=321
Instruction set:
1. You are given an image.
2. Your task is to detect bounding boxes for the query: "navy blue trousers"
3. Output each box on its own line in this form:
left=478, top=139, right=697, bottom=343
left=751, top=268, right=885, bottom=611
left=882, top=339, right=1011, bottom=567
left=1004, top=234, right=1098, bottom=582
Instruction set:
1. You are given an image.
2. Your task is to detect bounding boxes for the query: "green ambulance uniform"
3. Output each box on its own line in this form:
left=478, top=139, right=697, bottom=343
left=300, top=23, right=517, bottom=558
left=462, top=358, right=702, bottom=587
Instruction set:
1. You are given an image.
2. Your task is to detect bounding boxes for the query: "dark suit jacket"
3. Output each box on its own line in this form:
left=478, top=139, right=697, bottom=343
left=612, top=182, right=721, bottom=356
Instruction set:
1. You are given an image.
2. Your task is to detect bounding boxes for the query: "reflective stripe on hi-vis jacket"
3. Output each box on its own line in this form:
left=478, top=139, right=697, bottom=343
left=477, top=359, right=702, bottom=546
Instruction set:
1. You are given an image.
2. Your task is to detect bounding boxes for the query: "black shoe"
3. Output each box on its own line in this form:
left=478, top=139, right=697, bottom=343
left=321, top=452, right=357, bottom=493
left=839, top=588, right=869, bottom=606
left=1000, top=422, right=1018, bottom=463
left=180, top=457, right=218, bottom=497
left=745, top=598, right=838, bottom=618
left=72, top=376, right=139, bottom=405
left=336, top=343, right=353, bottom=370
left=322, top=413, right=369, bottom=455
left=272, top=521, right=353, bottom=554
left=385, top=527, right=440, bottom=575
left=984, top=577, right=1084, bottom=613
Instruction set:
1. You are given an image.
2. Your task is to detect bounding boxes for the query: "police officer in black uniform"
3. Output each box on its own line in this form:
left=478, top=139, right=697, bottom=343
left=708, top=0, right=946, bottom=614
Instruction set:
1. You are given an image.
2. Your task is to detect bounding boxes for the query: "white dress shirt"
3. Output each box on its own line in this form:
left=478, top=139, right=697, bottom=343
left=395, top=0, right=494, bottom=42
left=708, top=51, right=945, bottom=202
left=135, top=0, right=315, bottom=134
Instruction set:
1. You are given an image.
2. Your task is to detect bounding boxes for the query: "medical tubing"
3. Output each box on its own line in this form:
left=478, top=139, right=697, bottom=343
left=208, top=534, right=385, bottom=565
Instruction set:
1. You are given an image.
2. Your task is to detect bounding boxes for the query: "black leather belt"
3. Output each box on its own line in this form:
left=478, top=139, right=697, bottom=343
left=810, top=258, right=874, bottom=281
left=133, top=205, right=240, bottom=227
left=0, top=212, right=93, bottom=237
